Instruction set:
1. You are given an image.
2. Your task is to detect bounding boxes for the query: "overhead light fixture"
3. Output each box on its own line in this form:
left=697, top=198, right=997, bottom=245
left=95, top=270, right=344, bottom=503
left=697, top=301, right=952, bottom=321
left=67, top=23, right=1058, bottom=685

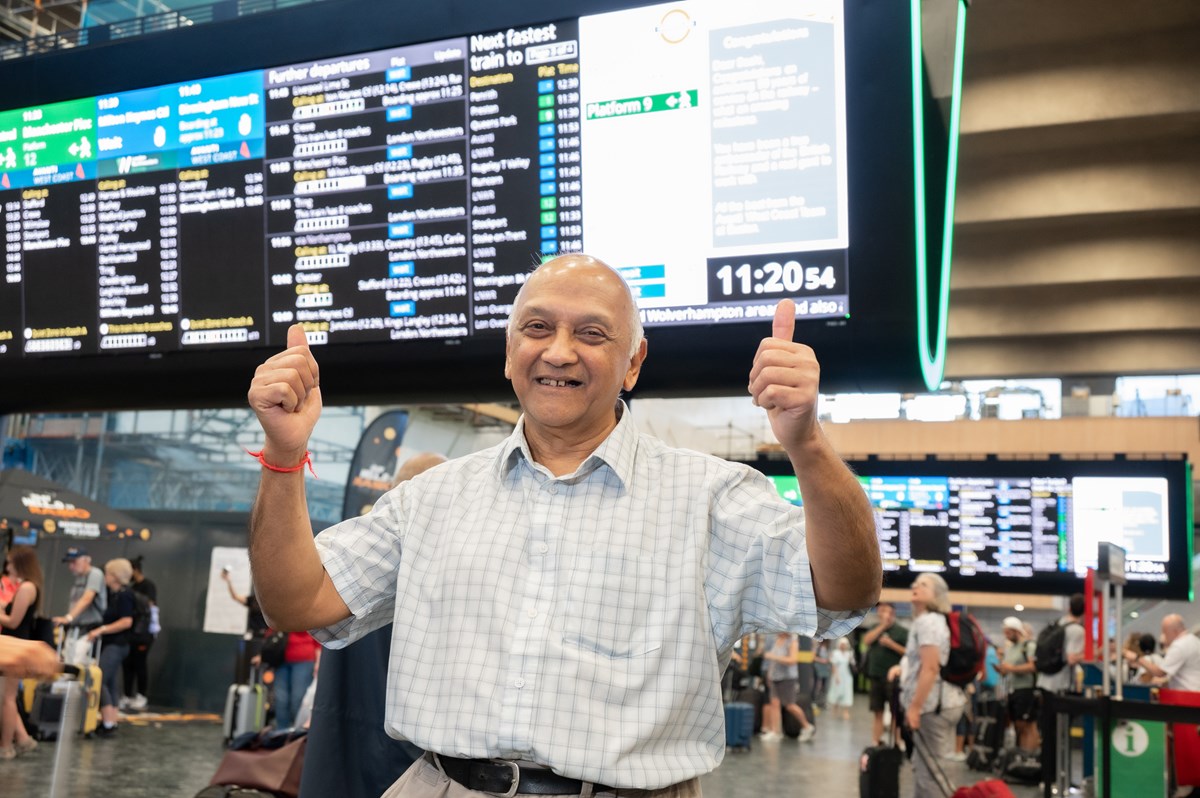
left=1014, top=604, right=1024, bottom=612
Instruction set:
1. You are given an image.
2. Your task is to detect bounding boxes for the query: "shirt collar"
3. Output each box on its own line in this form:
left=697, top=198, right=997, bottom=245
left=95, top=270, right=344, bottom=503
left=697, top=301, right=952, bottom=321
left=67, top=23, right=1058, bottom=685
left=497, top=400, right=638, bottom=487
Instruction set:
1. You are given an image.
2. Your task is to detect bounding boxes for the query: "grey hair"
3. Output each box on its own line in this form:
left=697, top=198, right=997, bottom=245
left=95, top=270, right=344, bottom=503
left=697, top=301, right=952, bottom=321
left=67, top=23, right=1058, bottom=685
left=506, top=254, right=645, bottom=358
left=916, top=573, right=952, bottom=615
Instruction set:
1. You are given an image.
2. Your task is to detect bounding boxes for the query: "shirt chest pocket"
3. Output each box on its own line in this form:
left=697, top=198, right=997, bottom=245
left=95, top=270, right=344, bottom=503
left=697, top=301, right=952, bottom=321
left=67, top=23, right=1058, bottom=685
left=561, top=552, right=660, bottom=659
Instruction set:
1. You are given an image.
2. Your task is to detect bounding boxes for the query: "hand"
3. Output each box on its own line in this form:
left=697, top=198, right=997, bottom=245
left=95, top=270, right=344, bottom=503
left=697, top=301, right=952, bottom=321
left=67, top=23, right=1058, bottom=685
left=248, top=324, right=323, bottom=463
left=887, top=665, right=900, bottom=682
left=52, top=615, right=69, bottom=626
left=86, top=628, right=101, bottom=642
left=0, top=638, right=60, bottom=679
left=250, top=654, right=262, bottom=667
left=906, top=705, right=922, bottom=731
left=748, top=300, right=820, bottom=452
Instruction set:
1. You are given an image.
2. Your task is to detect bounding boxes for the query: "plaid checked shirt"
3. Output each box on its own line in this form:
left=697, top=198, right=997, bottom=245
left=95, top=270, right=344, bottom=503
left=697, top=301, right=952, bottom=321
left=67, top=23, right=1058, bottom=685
left=312, top=403, right=866, bottom=788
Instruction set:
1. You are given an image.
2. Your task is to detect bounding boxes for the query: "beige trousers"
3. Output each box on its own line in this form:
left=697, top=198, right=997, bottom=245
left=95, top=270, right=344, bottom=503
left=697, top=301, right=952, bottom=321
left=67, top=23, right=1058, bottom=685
left=381, top=754, right=703, bottom=798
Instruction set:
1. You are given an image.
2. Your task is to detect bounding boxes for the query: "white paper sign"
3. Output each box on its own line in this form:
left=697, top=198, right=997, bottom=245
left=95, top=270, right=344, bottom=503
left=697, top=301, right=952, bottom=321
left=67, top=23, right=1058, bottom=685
left=203, top=546, right=251, bottom=635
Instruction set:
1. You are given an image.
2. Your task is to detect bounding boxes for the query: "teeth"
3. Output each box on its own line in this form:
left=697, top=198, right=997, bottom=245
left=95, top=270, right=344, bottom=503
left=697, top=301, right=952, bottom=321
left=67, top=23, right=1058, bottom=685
left=539, top=379, right=571, bottom=387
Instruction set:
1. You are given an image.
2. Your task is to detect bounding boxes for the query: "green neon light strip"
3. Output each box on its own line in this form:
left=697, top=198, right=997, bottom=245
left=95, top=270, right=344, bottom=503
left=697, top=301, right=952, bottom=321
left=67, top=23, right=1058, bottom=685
left=910, top=0, right=967, bottom=391
left=1187, top=459, right=1194, bottom=601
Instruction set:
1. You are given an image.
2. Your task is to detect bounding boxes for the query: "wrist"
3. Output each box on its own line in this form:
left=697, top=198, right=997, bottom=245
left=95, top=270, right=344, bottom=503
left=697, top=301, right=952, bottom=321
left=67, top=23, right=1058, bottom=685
left=65, top=614, right=73, bottom=623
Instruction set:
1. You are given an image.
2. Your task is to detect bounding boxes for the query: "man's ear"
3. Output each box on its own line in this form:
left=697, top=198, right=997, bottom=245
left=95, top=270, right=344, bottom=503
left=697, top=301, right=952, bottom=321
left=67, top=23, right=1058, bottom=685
left=622, top=338, right=648, bottom=392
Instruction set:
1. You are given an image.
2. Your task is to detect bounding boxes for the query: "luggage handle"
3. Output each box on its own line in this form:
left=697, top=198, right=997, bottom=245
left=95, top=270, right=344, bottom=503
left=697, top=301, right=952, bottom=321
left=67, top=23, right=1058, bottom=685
left=912, top=728, right=958, bottom=798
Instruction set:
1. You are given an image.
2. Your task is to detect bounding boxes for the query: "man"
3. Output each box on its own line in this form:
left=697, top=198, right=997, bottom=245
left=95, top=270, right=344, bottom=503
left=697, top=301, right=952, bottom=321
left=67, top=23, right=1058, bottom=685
left=860, top=601, right=907, bottom=746
left=247, top=254, right=881, bottom=796
left=1035, top=594, right=1086, bottom=695
left=0, top=636, right=59, bottom=679
left=995, top=616, right=1039, bottom=750
left=1127, top=614, right=1200, bottom=691
left=51, top=547, right=106, bottom=630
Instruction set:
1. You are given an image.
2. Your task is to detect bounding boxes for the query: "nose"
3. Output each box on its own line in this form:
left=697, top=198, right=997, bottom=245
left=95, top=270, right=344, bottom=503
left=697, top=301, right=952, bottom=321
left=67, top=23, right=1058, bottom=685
left=541, top=325, right=578, bottom=367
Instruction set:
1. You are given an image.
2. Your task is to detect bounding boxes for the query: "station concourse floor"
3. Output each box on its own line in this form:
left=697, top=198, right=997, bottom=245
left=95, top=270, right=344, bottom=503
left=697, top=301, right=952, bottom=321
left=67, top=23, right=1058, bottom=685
left=0, top=695, right=1046, bottom=797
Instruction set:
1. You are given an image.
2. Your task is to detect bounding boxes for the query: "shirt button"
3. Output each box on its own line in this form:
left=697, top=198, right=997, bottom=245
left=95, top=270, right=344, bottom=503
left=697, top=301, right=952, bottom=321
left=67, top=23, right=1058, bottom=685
left=546, top=485, right=558, bottom=495
left=537, top=543, right=549, bottom=555
left=514, top=678, right=525, bottom=688
left=527, top=608, right=538, bottom=619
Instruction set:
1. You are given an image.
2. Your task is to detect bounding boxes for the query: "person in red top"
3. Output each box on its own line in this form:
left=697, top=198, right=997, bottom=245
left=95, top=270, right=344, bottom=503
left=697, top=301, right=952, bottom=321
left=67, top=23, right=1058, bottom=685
left=272, top=631, right=320, bottom=728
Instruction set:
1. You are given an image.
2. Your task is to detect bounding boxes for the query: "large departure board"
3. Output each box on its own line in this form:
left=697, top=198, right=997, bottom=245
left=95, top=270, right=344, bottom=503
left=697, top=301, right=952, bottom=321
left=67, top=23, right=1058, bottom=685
left=0, top=0, right=942, bottom=410
left=757, top=457, right=1194, bottom=600
left=0, top=0, right=848, bottom=361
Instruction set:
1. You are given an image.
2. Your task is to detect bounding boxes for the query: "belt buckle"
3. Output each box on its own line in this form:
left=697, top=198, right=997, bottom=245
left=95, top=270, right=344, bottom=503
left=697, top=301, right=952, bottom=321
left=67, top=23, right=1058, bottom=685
left=497, top=760, right=521, bottom=798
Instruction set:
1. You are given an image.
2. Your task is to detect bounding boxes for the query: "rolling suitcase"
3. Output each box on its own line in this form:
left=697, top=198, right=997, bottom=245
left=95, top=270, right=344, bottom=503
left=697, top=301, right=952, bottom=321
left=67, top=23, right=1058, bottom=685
left=724, top=701, right=754, bottom=750
left=224, top=666, right=266, bottom=743
left=966, top=709, right=1004, bottom=771
left=734, top=686, right=766, bottom=733
left=859, top=743, right=903, bottom=797
left=30, top=630, right=102, bottom=740
left=860, top=710, right=902, bottom=798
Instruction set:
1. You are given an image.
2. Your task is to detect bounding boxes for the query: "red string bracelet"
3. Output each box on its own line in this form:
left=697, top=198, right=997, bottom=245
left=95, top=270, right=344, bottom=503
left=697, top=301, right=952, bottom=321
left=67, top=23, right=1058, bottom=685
left=245, top=448, right=318, bottom=478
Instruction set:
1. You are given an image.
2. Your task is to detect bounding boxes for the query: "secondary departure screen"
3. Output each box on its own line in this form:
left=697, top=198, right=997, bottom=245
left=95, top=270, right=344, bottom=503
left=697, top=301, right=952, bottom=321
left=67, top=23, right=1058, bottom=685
left=770, top=473, right=1174, bottom=588
left=0, top=0, right=848, bottom=359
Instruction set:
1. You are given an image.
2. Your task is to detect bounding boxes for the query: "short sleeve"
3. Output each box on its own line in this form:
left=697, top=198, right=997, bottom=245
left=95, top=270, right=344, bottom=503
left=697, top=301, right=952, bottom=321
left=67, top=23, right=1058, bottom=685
left=309, top=485, right=409, bottom=647
left=705, top=465, right=869, bottom=648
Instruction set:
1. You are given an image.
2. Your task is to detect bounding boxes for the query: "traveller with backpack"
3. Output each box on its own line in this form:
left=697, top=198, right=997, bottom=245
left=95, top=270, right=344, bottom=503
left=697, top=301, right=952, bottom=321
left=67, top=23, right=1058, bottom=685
left=894, top=573, right=967, bottom=797
left=121, top=555, right=159, bottom=712
left=995, top=615, right=1039, bottom=750
left=1034, top=594, right=1085, bottom=694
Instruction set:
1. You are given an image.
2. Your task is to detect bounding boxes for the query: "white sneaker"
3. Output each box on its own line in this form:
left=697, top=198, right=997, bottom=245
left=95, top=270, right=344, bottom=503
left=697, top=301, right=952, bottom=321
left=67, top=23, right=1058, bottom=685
left=129, top=694, right=148, bottom=711
left=798, top=726, right=816, bottom=743
left=117, top=696, right=132, bottom=711
left=945, top=751, right=968, bottom=762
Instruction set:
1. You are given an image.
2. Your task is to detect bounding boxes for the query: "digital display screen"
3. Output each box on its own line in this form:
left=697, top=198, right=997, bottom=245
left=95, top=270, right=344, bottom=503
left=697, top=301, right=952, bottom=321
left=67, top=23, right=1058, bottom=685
left=760, top=458, right=1193, bottom=599
left=0, top=0, right=847, bottom=361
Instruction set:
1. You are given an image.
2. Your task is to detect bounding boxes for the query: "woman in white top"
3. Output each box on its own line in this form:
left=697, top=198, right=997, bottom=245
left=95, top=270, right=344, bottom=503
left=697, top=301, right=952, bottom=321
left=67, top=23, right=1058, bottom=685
left=892, top=573, right=966, bottom=797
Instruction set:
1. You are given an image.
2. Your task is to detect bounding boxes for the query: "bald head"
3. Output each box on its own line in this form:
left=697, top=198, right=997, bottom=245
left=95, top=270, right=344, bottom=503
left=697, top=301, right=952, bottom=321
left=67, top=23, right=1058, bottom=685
left=507, top=254, right=644, bottom=357
left=391, top=452, right=448, bottom=488
left=1163, top=614, right=1187, bottom=642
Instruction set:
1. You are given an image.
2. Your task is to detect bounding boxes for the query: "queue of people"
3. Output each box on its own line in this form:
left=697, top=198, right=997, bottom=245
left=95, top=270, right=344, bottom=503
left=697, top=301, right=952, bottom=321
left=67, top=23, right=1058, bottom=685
left=4, top=254, right=1199, bottom=798
left=0, top=544, right=163, bottom=755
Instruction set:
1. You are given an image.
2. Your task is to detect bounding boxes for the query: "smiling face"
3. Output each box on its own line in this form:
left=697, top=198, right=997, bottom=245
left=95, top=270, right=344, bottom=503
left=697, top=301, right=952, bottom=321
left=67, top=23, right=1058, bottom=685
left=505, top=256, right=646, bottom=445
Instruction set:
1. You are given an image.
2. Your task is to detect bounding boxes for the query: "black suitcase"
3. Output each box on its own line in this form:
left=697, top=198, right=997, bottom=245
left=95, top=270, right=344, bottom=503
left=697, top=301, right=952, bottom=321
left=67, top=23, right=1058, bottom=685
left=860, top=708, right=903, bottom=798
left=29, top=682, right=67, bottom=741
left=859, top=744, right=903, bottom=798
left=782, top=707, right=802, bottom=739
left=966, top=713, right=1004, bottom=770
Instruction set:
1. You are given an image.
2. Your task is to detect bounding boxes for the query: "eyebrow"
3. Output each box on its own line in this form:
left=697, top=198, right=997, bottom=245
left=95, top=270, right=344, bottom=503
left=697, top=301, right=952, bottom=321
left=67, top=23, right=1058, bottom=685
left=517, top=305, right=619, bottom=329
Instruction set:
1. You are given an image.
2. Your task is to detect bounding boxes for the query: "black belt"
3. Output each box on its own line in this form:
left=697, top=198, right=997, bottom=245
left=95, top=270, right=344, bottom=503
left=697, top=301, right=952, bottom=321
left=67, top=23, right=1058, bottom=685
left=436, top=754, right=614, bottom=796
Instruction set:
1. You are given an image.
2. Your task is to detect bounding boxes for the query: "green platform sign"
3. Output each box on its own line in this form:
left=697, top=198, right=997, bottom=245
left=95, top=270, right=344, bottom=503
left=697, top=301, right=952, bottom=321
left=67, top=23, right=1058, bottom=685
left=18, top=98, right=96, bottom=169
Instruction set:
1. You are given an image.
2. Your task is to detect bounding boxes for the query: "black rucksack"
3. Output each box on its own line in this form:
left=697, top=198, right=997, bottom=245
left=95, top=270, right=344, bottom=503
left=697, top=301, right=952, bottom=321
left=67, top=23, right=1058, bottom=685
left=129, top=589, right=154, bottom=644
left=940, top=610, right=987, bottom=687
left=1034, top=619, right=1077, bottom=674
